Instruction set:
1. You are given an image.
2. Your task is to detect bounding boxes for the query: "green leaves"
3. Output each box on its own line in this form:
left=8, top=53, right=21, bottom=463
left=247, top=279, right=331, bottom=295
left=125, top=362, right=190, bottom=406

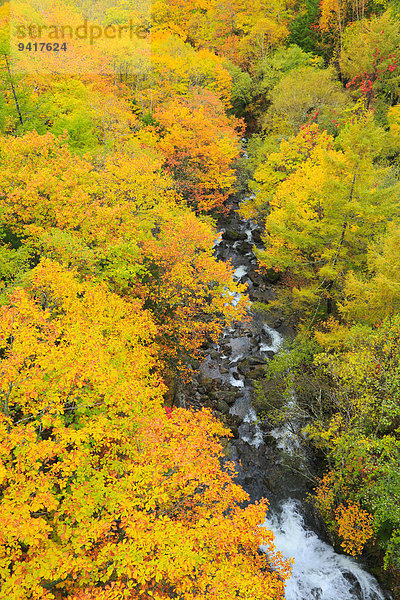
left=309, top=316, right=400, bottom=569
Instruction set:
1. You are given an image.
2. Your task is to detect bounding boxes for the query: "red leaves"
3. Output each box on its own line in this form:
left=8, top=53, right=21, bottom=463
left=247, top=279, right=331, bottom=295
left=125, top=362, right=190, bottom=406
left=345, top=49, right=399, bottom=99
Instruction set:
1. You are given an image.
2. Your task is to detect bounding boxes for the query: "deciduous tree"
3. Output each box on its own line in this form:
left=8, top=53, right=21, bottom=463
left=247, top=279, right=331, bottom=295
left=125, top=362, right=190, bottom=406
left=249, top=115, right=399, bottom=319
left=0, top=261, right=290, bottom=600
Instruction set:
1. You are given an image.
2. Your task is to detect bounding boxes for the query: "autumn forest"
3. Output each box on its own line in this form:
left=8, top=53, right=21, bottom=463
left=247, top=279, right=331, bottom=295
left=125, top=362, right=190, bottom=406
left=1, top=0, right=400, bottom=598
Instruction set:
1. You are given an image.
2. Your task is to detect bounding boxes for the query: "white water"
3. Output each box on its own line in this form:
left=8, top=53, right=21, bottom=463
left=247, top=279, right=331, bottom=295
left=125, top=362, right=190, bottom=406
left=233, top=265, right=248, bottom=280
left=230, top=392, right=264, bottom=447
left=229, top=374, right=244, bottom=388
left=258, top=325, right=302, bottom=454
left=260, top=323, right=284, bottom=353
left=263, top=500, right=386, bottom=600
left=259, top=322, right=386, bottom=599
left=259, top=320, right=386, bottom=599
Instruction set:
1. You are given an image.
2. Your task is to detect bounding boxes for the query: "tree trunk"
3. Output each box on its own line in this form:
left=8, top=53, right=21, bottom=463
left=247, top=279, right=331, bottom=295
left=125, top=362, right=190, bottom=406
left=3, top=54, right=23, bottom=125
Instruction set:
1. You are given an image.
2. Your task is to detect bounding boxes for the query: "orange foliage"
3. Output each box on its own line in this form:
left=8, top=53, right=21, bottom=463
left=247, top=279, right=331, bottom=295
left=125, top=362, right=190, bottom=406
left=314, top=472, right=336, bottom=519
left=335, top=504, right=374, bottom=556
left=146, top=32, right=233, bottom=110
left=314, top=475, right=374, bottom=557
left=0, top=130, right=248, bottom=371
left=0, top=262, right=290, bottom=600
left=141, top=91, right=243, bottom=212
left=319, top=0, right=367, bottom=47
left=136, top=206, right=249, bottom=371
left=0, top=2, right=298, bottom=596
left=152, top=0, right=289, bottom=68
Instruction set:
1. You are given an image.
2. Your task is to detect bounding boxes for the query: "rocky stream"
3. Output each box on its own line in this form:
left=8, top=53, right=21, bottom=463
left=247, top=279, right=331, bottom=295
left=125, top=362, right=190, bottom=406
left=182, top=197, right=391, bottom=600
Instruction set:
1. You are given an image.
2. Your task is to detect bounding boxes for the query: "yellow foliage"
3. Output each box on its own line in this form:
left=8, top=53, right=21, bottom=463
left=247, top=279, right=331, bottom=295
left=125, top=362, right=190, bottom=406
left=0, top=130, right=248, bottom=372
left=0, top=264, right=289, bottom=599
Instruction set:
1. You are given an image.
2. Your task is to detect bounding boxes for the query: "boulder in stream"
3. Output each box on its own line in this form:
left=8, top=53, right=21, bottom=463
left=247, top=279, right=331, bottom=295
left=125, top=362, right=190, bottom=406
left=222, top=229, right=247, bottom=241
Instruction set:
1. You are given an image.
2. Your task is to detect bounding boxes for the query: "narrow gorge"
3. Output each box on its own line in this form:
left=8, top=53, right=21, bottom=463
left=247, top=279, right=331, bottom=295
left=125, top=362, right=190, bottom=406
left=183, top=196, right=391, bottom=600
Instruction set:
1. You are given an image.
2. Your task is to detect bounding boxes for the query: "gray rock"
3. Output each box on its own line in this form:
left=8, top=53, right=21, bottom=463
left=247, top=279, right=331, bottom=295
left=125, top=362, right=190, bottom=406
left=248, top=357, right=267, bottom=366
left=249, top=365, right=266, bottom=379
left=236, top=241, right=253, bottom=253
left=252, top=229, right=263, bottom=244
left=216, top=399, right=230, bottom=414
left=223, top=391, right=237, bottom=405
left=237, top=359, right=251, bottom=377
left=248, top=271, right=262, bottom=286
left=228, top=336, right=252, bottom=357
left=225, top=442, right=239, bottom=461
left=222, top=229, right=244, bottom=241
left=238, top=422, right=251, bottom=438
